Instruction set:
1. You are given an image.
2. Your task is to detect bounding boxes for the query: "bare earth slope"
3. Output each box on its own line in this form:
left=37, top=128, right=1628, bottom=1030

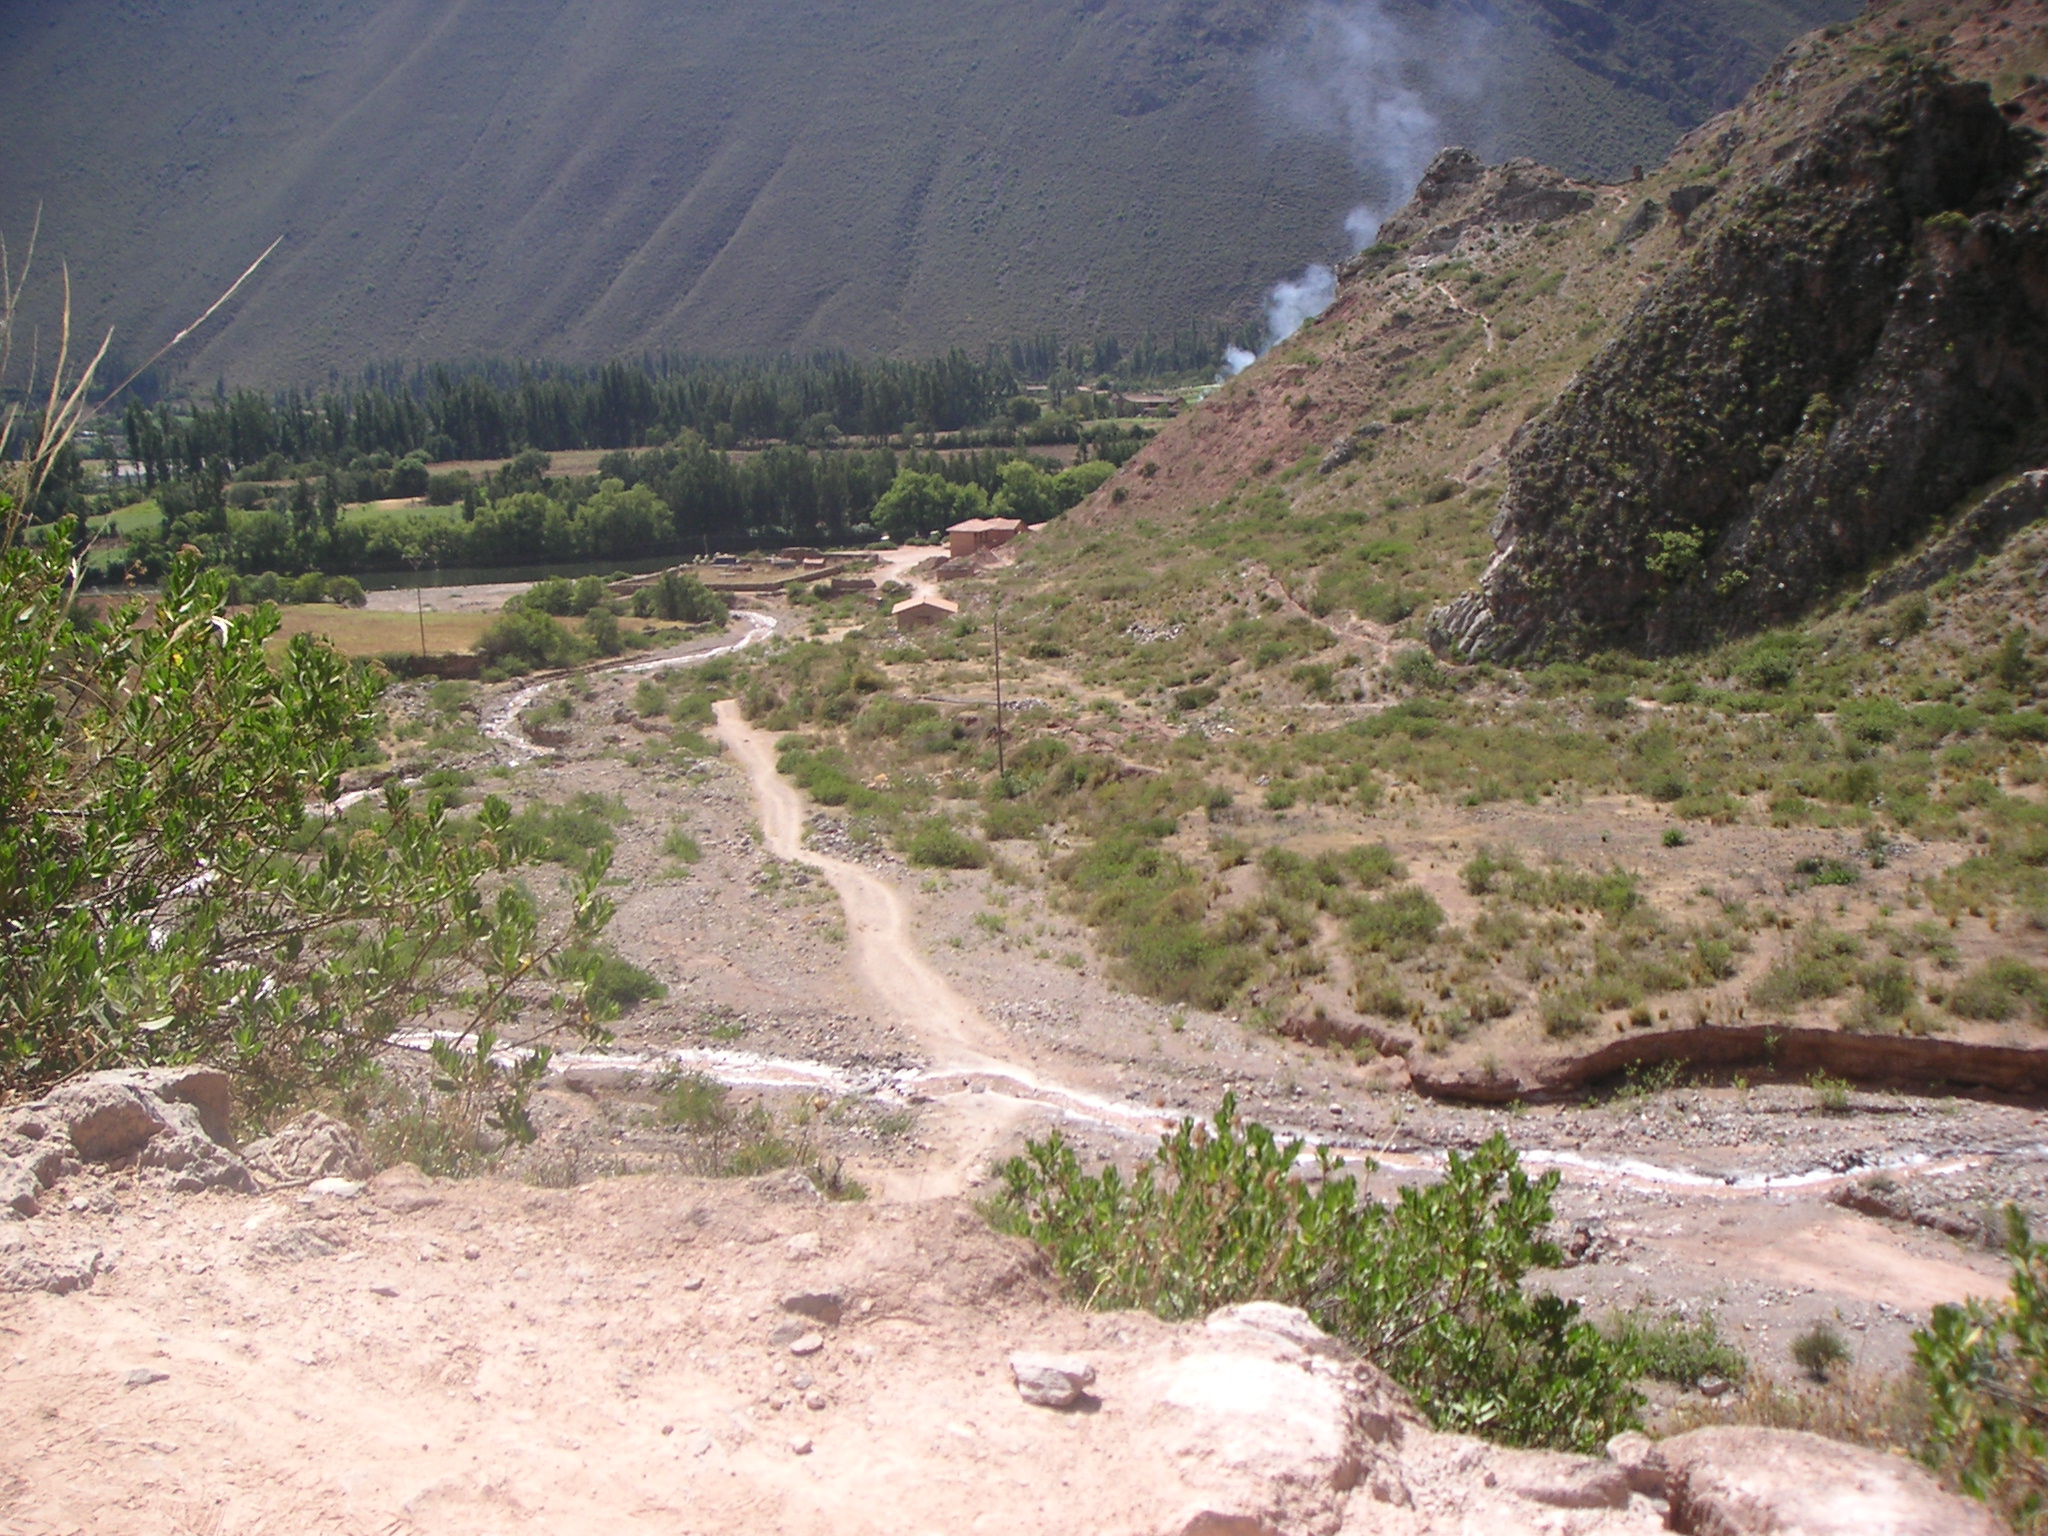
left=0, top=0, right=1852, bottom=382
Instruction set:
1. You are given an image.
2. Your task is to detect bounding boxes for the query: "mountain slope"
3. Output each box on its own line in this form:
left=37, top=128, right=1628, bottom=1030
left=0, top=0, right=1851, bottom=384
left=1060, top=0, right=2048, bottom=660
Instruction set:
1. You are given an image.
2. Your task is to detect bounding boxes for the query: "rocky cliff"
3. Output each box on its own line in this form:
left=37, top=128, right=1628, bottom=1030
left=1431, top=61, right=2048, bottom=660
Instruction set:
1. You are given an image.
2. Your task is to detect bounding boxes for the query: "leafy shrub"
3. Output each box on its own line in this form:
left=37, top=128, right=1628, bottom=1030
left=511, top=792, right=632, bottom=864
left=662, top=825, right=704, bottom=864
left=983, top=799, right=1044, bottom=841
left=1916, top=1207, right=2048, bottom=1529
left=564, top=945, right=667, bottom=1018
left=990, top=1101, right=1642, bottom=1451
left=475, top=607, right=592, bottom=673
left=906, top=818, right=986, bottom=869
left=1792, top=1321, right=1852, bottom=1381
left=1542, top=991, right=1594, bottom=1038
left=1603, top=1309, right=1748, bottom=1386
left=1348, top=886, right=1445, bottom=959
left=1808, top=1072, right=1853, bottom=1114
left=1793, top=855, right=1860, bottom=887
left=1750, top=928, right=1862, bottom=1013
left=1949, top=959, right=2048, bottom=1023
left=632, top=569, right=728, bottom=625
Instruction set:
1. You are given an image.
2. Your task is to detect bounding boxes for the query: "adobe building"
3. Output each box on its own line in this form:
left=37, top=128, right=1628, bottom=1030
left=945, top=517, right=1026, bottom=560
left=892, top=594, right=959, bottom=632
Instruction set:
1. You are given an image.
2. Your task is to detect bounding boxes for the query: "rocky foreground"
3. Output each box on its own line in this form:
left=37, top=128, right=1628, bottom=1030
left=0, top=1070, right=2008, bottom=1535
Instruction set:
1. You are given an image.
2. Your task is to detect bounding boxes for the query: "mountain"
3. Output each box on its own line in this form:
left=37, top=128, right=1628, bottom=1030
left=1060, top=0, right=2048, bottom=661
left=0, top=0, right=1853, bottom=386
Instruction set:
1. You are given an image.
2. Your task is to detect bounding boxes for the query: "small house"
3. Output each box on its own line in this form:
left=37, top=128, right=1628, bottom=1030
left=892, top=594, right=959, bottom=632
left=945, top=517, right=1027, bottom=560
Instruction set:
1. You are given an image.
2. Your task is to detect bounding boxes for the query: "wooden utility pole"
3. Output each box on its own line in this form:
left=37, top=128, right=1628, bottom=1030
left=992, top=593, right=1005, bottom=783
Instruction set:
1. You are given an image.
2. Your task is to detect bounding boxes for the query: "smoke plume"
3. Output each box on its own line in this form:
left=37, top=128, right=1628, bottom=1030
left=1222, top=2, right=1488, bottom=376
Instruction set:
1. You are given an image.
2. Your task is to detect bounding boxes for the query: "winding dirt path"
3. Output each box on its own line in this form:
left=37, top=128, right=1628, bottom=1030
left=713, top=699, right=1002, bottom=1071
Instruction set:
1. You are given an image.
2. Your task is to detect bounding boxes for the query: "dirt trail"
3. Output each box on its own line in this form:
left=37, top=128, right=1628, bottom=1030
left=714, top=701, right=1002, bottom=1071
left=869, top=543, right=944, bottom=602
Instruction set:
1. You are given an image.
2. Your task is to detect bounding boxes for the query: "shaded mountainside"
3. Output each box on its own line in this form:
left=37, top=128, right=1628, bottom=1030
left=1434, top=63, right=2048, bottom=661
left=1073, top=0, right=2048, bottom=663
left=0, top=0, right=1851, bottom=384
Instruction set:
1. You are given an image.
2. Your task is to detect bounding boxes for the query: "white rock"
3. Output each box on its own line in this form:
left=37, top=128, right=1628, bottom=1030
left=308, top=1177, right=362, bottom=1199
left=1009, top=1351, right=1097, bottom=1408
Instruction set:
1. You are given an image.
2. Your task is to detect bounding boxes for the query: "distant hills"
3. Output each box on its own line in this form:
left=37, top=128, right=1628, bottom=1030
left=0, top=0, right=1854, bottom=386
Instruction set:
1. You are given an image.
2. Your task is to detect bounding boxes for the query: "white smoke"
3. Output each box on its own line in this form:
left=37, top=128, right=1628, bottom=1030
left=1220, top=2, right=1489, bottom=378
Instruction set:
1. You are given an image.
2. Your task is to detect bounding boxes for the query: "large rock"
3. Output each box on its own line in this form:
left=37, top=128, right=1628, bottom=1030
left=241, top=1111, right=372, bottom=1184
left=0, top=1066, right=256, bottom=1207
left=1657, top=1427, right=2006, bottom=1536
left=1104, top=1303, right=1669, bottom=1535
left=1430, top=70, right=2047, bottom=661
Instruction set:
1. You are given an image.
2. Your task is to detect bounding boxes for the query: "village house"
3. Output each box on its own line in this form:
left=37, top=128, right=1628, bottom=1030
left=891, top=594, right=959, bottom=632
left=945, top=517, right=1027, bottom=560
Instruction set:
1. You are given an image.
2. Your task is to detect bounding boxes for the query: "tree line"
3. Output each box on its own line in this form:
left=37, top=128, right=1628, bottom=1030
left=123, top=441, right=1113, bottom=578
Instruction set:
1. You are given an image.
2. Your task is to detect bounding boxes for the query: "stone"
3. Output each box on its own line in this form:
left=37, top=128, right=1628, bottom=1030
left=123, top=1368, right=169, bottom=1389
left=241, top=1111, right=372, bottom=1184
left=248, top=1225, right=338, bottom=1264
left=784, top=1232, right=822, bottom=1260
left=13, top=1068, right=254, bottom=1194
left=1659, top=1426, right=2006, bottom=1536
left=1604, top=1431, right=1665, bottom=1497
left=789, top=1333, right=825, bottom=1357
left=307, top=1177, right=363, bottom=1199
left=804, top=1391, right=828, bottom=1411
left=789, top=1435, right=813, bottom=1456
left=368, top=1165, right=442, bottom=1213
left=1009, top=1351, right=1097, bottom=1409
left=0, top=1247, right=100, bottom=1295
left=779, top=1289, right=844, bottom=1326
left=0, top=1159, right=42, bottom=1219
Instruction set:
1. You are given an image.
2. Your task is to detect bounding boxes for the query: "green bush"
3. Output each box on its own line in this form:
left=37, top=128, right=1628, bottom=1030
left=633, top=569, right=728, bottom=625
left=1750, top=927, right=1862, bottom=1013
left=1949, top=958, right=2048, bottom=1023
left=564, top=945, right=667, bottom=1018
left=475, top=607, right=592, bottom=672
left=1917, top=1207, right=2048, bottom=1530
left=983, top=799, right=1044, bottom=841
left=1603, top=1309, right=1747, bottom=1386
left=511, top=792, right=632, bottom=864
left=1792, top=1320, right=1852, bottom=1381
left=1349, top=886, right=1444, bottom=959
left=990, top=1101, right=1643, bottom=1452
left=906, top=818, right=986, bottom=869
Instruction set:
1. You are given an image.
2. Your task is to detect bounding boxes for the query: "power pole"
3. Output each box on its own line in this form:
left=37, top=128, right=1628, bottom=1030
left=992, top=592, right=1005, bottom=785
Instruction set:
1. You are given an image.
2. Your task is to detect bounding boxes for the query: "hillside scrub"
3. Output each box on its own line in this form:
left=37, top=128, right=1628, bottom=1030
left=990, top=1099, right=1644, bottom=1452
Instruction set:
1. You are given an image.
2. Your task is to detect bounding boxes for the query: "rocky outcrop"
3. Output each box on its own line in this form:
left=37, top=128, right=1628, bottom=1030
left=0, top=1066, right=256, bottom=1221
left=1431, top=65, right=2048, bottom=661
left=1368, top=149, right=1596, bottom=259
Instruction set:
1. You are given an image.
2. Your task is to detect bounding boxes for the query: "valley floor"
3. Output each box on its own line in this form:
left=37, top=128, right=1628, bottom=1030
left=2, top=605, right=2040, bottom=1532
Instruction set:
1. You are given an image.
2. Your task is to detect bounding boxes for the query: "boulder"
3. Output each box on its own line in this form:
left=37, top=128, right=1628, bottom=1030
left=1, top=1066, right=254, bottom=1197
left=1658, top=1427, right=2006, bottom=1536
